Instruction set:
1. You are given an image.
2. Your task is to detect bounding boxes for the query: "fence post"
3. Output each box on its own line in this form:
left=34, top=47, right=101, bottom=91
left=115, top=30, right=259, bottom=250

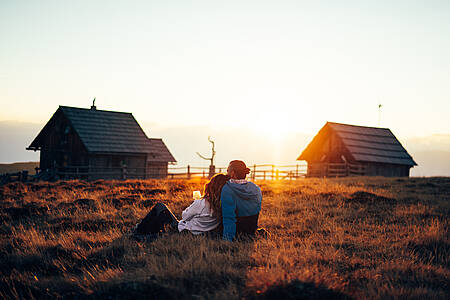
left=263, top=171, right=266, bottom=180
left=203, top=170, right=205, bottom=178
left=21, top=171, right=28, bottom=182
left=296, top=164, right=298, bottom=179
left=253, top=164, right=256, bottom=181
left=271, top=165, right=274, bottom=180
left=187, top=165, right=191, bottom=179
left=276, top=169, right=279, bottom=180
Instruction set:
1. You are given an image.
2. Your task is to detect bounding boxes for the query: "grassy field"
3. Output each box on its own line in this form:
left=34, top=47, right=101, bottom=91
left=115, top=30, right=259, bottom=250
left=0, top=177, right=448, bottom=299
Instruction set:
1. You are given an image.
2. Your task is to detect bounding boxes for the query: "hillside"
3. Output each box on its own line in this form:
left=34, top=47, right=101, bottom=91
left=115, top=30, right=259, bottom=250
left=0, top=177, right=448, bottom=299
left=0, top=162, right=39, bottom=174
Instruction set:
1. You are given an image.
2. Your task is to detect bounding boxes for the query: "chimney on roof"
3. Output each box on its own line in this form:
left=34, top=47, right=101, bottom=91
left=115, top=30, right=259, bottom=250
left=91, top=98, right=96, bottom=110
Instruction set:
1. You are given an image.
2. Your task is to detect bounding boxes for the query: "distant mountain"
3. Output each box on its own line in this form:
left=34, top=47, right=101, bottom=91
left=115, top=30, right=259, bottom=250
left=404, top=134, right=450, bottom=152
left=0, top=162, right=40, bottom=174
left=409, top=151, right=450, bottom=177
left=0, top=120, right=41, bottom=163
left=403, top=134, right=450, bottom=176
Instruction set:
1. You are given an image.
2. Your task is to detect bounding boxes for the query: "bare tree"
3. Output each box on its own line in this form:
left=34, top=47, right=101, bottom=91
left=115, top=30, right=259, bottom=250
left=196, top=136, right=216, bottom=178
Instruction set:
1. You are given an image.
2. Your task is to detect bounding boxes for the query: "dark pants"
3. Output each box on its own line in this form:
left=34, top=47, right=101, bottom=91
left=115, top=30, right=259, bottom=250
left=134, top=203, right=179, bottom=235
left=236, top=214, right=259, bottom=235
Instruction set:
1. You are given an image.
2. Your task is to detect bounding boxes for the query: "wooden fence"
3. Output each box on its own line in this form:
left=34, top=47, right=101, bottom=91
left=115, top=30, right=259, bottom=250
left=168, top=164, right=308, bottom=180
left=17, top=164, right=308, bottom=181
left=10, top=162, right=369, bottom=182
left=0, top=171, right=30, bottom=184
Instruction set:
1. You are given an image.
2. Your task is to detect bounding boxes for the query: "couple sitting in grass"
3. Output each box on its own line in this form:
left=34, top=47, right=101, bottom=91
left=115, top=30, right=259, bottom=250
left=132, top=160, right=263, bottom=241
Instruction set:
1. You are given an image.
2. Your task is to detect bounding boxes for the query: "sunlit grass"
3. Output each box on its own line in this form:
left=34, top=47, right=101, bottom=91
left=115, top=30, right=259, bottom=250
left=0, top=177, right=449, bottom=299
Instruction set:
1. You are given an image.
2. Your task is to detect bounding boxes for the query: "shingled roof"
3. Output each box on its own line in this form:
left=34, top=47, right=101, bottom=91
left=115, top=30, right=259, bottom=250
left=298, top=122, right=417, bottom=166
left=147, top=138, right=176, bottom=163
left=28, top=106, right=176, bottom=162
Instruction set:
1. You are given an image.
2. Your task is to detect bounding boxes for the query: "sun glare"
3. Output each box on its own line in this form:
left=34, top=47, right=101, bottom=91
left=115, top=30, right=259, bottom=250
left=265, top=122, right=288, bottom=142
left=248, top=112, right=292, bottom=142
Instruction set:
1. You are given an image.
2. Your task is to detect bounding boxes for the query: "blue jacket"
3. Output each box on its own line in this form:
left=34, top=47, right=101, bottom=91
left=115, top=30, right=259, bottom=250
left=221, top=181, right=262, bottom=241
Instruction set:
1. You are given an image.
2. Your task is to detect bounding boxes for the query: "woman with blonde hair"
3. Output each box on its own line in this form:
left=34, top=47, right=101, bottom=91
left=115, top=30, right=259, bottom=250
left=132, top=174, right=230, bottom=238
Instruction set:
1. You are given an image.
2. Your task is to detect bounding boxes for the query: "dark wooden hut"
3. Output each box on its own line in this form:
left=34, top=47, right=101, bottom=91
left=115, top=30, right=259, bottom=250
left=297, top=122, right=417, bottom=177
left=27, top=105, right=176, bottom=179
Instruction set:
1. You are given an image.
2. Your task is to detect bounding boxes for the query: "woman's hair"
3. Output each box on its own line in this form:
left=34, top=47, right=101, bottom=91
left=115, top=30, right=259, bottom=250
left=203, top=173, right=230, bottom=220
left=229, top=160, right=250, bottom=179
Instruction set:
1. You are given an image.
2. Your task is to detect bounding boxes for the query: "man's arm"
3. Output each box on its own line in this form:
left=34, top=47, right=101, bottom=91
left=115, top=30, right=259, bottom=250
left=221, top=185, right=236, bottom=241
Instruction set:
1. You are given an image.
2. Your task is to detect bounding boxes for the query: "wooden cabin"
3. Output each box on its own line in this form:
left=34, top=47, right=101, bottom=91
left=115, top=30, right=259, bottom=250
left=27, top=105, right=176, bottom=180
left=297, top=122, right=417, bottom=177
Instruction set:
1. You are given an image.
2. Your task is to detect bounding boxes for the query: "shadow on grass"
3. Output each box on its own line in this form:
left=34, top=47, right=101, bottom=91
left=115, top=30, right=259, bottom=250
left=88, top=279, right=183, bottom=300
left=1, top=277, right=182, bottom=300
left=248, top=280, right=352, bottom=300
left=407, top=239, right=450, bottom=267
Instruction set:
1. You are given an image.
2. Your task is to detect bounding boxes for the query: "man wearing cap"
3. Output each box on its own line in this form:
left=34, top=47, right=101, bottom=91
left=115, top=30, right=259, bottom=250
left=221, top=160, right=262, bottom=241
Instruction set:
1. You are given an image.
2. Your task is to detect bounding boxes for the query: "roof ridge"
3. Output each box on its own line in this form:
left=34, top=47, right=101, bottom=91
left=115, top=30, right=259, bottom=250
left=327, top=121, right=390, bottom=130
left=59, top=105, right=132, bottom=115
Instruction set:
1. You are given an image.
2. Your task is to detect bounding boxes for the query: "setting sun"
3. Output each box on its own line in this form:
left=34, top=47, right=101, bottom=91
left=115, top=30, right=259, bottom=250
left=249, top=113, right=291, bottom=142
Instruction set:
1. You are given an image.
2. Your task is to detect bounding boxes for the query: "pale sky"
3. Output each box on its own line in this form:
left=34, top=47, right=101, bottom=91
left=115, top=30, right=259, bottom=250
left=1, top=0, right=450, bottom=139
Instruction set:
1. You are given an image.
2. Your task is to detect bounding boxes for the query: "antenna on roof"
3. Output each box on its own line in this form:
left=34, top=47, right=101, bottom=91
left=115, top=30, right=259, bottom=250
left=378, top=103, right=382, bottom=127
left=91, top=98, right=96, bottom=110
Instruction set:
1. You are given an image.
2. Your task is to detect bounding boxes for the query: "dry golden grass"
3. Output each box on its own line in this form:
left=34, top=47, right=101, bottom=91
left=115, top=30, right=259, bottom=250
left=0, top=177, right=449, bottom=299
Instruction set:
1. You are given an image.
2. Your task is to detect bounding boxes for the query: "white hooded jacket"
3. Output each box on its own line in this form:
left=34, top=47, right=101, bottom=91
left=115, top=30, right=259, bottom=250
left=177, top=198, right=219, bottom=234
